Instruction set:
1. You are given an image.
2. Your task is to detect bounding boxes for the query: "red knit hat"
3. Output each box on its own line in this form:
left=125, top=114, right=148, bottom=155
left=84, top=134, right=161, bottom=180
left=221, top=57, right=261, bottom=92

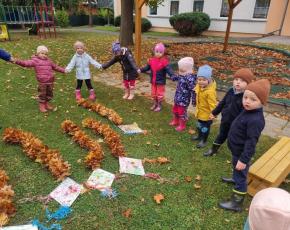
left=234, top=68, right=254, bottom=84
left=245, top=79, right=271, bottom=105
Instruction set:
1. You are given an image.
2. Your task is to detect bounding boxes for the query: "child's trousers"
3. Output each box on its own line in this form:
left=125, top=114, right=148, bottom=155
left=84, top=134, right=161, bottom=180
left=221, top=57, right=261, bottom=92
left=76, top=79, right=93, bottom=90
left=232, top=155, right=250, bottom=194
left=151, top=84, right=165, bottom=100
left=214, top=121, right=232, bottom=145
left=38, top=83, right=53, bottom=103
left=172, top=104, right=186, bottom=119
left=123, top=79, right=136, bottom=89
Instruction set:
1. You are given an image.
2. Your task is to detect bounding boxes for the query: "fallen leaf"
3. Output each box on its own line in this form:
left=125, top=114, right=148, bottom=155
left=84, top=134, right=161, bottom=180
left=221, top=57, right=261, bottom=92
left=188, top=129, right=196, bottom=135
left=157, top=157, right=170, bottom=164
left=146, top=141, right=151, bottom=145
left=194, top=184, right=201, bottom=189
left=143, top=158, right=157, bottom=164
left=153, top=193, right=164, bottom=204
left=185, top=176, right=192, bottom=182
left=195, top=175, right=202, bottom=181
left=0, top=213, right=9, bottom=226
left=77, top=159, right=82, bottom=163
left=226, top=160, right=231, bottom=164
left=142, top=130, right=148, bottom=135
left=122, top=208, right=132, bottom=218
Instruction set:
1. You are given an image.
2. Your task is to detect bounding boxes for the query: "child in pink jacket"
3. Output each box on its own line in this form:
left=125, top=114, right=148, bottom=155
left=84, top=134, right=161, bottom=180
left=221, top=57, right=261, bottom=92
left=15, top=45, right=65, bottom=112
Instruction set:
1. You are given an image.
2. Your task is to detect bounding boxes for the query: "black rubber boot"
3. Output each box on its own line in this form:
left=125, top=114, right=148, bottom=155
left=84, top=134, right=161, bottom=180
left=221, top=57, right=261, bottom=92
left=196, top=131, right=209, bottom=148
left=218, top=193, right=245, bottom=212
left=191, top=128, right=201, bottom=141
left=203, top=143, right=221, bottom=157
left=221, top=177, right=235, bottom=184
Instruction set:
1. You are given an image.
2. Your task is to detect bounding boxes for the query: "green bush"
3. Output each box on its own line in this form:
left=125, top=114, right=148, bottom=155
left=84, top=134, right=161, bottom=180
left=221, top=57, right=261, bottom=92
left=55, top=10, right=69, bottom=28
left=169, top=12, right=210, bottom=36
left=114, top=15, right=152, bottom=32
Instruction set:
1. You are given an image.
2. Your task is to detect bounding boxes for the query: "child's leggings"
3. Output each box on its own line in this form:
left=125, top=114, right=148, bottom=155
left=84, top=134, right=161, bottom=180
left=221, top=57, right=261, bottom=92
left=38, top=83, right=53, bottom=103
left=123, top=80, right=135, bottom=89
left=172, top=104, right=187, bottom=119
left=76, top=79, right=93, bottom=90
left=151, top=84, right=165, bottom=100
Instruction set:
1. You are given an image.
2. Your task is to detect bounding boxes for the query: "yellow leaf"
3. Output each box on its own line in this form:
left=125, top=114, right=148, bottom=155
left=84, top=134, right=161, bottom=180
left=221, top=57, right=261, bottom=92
left=153, top=193, right=164, bottom=204
left=194, top=184, right=201, bottom=189
left=195, top=175, right=202, bottom=181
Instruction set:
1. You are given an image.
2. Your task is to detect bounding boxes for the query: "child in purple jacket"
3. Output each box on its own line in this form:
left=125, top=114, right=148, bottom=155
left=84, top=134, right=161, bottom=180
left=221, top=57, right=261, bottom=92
left=15, top=45, right=65, bottom=113
left=169, top=57, right=197, bottom=132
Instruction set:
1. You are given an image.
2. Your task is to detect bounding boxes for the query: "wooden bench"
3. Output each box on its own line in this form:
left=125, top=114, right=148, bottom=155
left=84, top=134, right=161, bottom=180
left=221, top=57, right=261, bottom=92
left=247, top=136, right=290, bottom=196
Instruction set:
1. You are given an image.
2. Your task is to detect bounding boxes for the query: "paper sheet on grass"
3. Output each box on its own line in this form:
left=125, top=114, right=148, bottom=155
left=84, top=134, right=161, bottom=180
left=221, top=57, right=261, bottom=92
left=118, top=123, right=143, bottom=134
left=1, top=224, right=38, bottom=230
left=119, top=157, right=145, bottom=176
left=49, top=177, right=83, bottom=207
left=86, top=169, right=115, bottom=191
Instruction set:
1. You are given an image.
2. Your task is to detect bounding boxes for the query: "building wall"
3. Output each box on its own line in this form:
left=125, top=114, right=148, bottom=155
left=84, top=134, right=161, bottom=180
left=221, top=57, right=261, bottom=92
left=280, top=0, right=290, bottom=36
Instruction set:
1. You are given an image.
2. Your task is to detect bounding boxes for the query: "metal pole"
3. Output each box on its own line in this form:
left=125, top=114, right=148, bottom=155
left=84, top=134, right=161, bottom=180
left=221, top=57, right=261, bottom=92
left=279, top=0, right=290, bottom=35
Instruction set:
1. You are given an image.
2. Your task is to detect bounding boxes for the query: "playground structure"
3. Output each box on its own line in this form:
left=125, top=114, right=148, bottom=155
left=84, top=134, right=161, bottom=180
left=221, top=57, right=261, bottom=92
left=0, top=1, right=57, bottom=40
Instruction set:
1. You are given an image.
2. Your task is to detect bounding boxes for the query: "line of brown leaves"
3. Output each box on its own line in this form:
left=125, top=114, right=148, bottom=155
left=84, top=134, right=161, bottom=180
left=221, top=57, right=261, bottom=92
left=77, top=99, right=123, bottom=125
left=2, top=128, right=71, bottom=181
left=61, top=120, right=104, bottom=169
left=82, top=118, right=126, bottom=158
left=0, top=170, right=16, bottom=227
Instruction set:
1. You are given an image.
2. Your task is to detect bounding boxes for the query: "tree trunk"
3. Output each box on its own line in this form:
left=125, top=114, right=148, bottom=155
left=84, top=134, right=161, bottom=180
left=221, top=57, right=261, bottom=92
left=88, top=0, right=93, bottom=27
left=120, top=0, right=134, bottom=46
left=223, top=7, right=233, bottom=52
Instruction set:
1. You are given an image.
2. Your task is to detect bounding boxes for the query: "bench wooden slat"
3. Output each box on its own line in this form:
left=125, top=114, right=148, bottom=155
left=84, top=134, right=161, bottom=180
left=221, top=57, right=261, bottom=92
left=249, top=137, right=290, bottom=174
left=267, top=153, right=290, bottom=185
left=254, top=143, right=290, bottom=180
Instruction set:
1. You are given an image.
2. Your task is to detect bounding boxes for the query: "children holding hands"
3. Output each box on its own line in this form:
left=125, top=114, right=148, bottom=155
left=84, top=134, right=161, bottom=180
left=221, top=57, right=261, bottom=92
left=15, top=45, right=66, bottom=113
left=204, top=68, right=254, bottom=157
left=65, top=41, right=102, bottom=101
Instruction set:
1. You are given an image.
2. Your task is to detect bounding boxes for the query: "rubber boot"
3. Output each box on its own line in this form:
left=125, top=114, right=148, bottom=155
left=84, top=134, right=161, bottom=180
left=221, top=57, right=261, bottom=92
left=122, top=88, right=130, bottom=99
left=127, top=87, right=135, bottom=100
left=203, top=143, right=221, bottom=157
left=39, top=102, right=47, bottom=113
left=150, top=99, right=157, bottom=110
left=154, top=100, right=162, bottom=112
left=175, top=118, right=186, bottom=132
left=45, top=102, right=54, bottom=110
left=169, top=115, right=179, bottom=126
left=196, top=131, right=209, bottom=148
left=191, top=128, right=201, bottom=141
left=75, top=89, right=82, bottom=101
left=221, top=177, right=235, bottom=184
left=219, top=193, right=245, bottom=212
left=89, top=89, right=96, bottom=101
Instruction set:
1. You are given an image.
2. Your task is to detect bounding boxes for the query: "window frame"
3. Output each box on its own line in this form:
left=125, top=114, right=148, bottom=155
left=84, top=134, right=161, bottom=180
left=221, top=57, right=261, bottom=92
left=170, top=1, right=179, bottom=16
left=253, top=0, right=271, bottom=19
left=149, top=5, right=158, bottom=16
left=193, top=0, right=204, bottom=12
left=220, top=0, right=229, bottom=17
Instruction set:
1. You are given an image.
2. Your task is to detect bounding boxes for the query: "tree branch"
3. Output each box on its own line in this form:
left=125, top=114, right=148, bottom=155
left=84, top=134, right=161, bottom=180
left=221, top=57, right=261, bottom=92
left=233, top=0, right=242, bottom=8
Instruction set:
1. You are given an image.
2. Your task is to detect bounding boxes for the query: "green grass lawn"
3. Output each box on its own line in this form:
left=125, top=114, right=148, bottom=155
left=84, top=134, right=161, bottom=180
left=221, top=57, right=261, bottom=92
left=0, top=32, right=288, bottom=230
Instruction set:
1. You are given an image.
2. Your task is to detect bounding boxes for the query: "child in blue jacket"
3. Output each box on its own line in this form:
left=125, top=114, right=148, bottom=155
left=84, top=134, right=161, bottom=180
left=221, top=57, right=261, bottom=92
left=0, top=49, right=13, bottom=62
left=219, top=79, right=271, bottom=212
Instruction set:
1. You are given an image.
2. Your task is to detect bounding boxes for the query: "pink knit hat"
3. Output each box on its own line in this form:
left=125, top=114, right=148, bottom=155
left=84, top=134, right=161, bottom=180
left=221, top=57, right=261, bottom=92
left=36, top=45, right=48, bottom=54
left=178, top=57, right=194, bottom=75
left=249, top=188, right=290, bottom=230
left=154, top=43, right=165, bottom=53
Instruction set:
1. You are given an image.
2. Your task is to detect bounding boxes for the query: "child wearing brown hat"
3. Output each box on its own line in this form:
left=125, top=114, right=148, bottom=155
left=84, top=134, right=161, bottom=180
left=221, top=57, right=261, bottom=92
left=204, top=68, right=254, bottom=157
left=219, top=79, right=271, bottom=212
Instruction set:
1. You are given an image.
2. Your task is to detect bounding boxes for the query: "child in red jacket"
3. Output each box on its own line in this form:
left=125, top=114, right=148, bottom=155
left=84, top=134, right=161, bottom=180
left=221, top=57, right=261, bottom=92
left=15, top=45, right=65, bottom=112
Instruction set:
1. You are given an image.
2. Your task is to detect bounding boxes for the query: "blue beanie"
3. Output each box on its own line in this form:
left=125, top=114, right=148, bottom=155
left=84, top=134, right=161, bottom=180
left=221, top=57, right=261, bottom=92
left=197, top=65, right=212, bottom=80
left=112, top=42, right=121, bottom=54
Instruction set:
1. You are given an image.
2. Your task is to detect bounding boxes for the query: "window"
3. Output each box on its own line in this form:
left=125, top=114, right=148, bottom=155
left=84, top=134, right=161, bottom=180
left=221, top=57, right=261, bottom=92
left=170, top=1, right=179, bottom=15
left=193, top=0, right=204, bottom=12
left=149, top=6, right=157, bottom=15
left=220, top=0, right=229, bottom=17
left=253, top=0, right=271, bottom=18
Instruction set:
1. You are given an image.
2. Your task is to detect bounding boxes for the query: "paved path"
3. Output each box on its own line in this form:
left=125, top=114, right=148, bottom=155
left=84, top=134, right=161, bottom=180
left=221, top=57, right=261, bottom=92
left=93, top=73, right=290, bottom=138
left=255, top=35, right=290, bottom=45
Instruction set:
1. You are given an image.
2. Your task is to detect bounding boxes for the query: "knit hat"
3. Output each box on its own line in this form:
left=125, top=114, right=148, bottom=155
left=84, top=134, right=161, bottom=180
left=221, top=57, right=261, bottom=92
left=112, top=42, right=121, bottom=54
left=74, top=41, right=85, bottom=49
left=197, top=65, right=212, bottom=80
left=234, top=68, right=254, bottom=84
left=245, top=79, right=271, bottom=105
left=36, top=45, right=48, bottom=54
left=178, top=57, right=194, bottom=75
left=249, top=188, right=290, bottom=230
left=154, top=43, right=165, bottom=54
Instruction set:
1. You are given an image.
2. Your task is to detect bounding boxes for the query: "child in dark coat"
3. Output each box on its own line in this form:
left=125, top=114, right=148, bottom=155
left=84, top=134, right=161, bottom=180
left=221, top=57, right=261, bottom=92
left=219, top=79, right=271, bottom=212
left=0, top=49, right=13, bottom=62
left=138, top=43, right=175, bottom=112
left=203, top=68, right=254, bottom=157
left=102, top=42, right=139, bottom=100
left=169, top=57, right=196, bottom=132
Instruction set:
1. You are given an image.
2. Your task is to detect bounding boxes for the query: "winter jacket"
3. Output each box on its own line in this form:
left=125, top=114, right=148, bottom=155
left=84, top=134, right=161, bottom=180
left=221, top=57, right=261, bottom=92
left=102, top=48, right=138, bottom=80
left=140, top=56, right=175, bottom=85
left=227, top=107, right=265, bottom=164
left=65, top=52, right=101, bottom=80
left=194, top=81, right=217, bottom=121
left=169, top=73, right=197, bottom=107
left=0, top=49, right=11, bottom=61
left=212, top=87, right=244, bottom=124
left=16, top=56, right=65, bottom=84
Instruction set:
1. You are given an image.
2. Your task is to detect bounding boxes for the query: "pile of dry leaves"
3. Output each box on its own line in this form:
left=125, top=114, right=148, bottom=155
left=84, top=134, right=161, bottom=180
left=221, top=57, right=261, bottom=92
left=2, top=128, right=71, bottom=181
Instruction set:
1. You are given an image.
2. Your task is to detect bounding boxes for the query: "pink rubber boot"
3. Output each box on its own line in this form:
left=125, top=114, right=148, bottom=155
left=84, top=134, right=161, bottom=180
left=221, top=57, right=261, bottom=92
left=39, top=103, right=47, bottom=113
left=150, top=99, right=157, bottom=110
left=89, top=89, right=96, bottom=101
left=75, top=90, right=82, bottom=101
left=154, top=100, right=162, bottom=112
left=169, top=116, right=179, bottom=126
left=175, top=118, right=186, bottom=132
